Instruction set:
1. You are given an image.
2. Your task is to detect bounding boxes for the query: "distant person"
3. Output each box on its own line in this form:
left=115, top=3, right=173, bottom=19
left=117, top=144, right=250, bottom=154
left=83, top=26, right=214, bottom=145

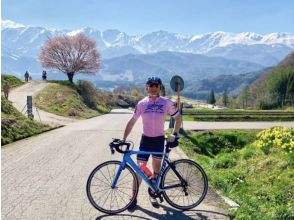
left=42, top=70, right=47, bottom=80
left=3, top=82, right=10, bottom=99
left=24, top=71, right=29, bottom=82
left=29, top=76, right=32, bottom=80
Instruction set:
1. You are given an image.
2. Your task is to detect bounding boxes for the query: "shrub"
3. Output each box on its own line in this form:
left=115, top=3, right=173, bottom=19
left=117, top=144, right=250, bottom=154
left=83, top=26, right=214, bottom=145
left=256, top=127, right=294, bottom=155
left=76, top=80, right=98, bottom=108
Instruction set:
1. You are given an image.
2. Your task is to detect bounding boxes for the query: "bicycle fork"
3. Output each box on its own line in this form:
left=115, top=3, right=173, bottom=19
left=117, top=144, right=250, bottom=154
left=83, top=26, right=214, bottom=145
left=165, top=160, right=189, bottom=196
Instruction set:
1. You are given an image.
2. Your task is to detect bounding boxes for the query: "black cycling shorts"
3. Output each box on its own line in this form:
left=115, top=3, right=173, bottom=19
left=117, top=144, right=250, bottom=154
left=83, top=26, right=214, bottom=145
left=137, top=135, right=165, bottom=162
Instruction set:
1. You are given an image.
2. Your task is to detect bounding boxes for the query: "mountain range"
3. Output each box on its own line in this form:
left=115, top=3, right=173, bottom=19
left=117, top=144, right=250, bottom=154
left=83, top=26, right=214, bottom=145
left=1, top=19, right=294, bottom=90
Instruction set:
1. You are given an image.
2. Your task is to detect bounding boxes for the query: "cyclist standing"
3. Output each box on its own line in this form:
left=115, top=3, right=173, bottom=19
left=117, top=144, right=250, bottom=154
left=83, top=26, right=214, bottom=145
left=123, top=76, right=181, bottom=210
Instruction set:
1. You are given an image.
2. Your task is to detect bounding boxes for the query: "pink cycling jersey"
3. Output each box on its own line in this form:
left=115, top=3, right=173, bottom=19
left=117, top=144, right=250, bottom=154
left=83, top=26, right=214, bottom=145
left=132, top=96, right=179, bottom=137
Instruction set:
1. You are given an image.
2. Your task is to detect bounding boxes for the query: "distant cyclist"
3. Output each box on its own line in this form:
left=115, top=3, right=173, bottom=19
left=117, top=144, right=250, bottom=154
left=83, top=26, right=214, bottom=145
left=123, top=76, right=181, bottom=210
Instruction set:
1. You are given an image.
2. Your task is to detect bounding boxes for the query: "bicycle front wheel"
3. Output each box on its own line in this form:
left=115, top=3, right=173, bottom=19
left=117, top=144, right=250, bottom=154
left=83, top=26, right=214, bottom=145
left=161, top=159, right=208, bottom=210
left=86, top=160, right=138, bottom=214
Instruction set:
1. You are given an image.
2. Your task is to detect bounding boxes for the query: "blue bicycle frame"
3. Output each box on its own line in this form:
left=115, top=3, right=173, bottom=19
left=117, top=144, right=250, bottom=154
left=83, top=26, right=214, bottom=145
left=111, top=149, right=185, bottom=193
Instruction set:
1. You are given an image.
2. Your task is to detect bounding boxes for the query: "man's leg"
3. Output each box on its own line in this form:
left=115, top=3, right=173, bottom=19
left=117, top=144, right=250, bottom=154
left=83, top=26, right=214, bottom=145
left=149, top=156, right=162, bottom=208
left=152, top=157, right=162, bottom=179
left=133, top=160, right=146, bottom=192
left=128, top=158, right=148, bottom=211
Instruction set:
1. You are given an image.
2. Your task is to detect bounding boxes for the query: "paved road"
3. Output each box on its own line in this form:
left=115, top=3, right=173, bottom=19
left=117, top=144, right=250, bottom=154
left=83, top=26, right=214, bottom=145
left=5, top=81, right=293, bottom=219
left=2, top=109, right=230, bottom=220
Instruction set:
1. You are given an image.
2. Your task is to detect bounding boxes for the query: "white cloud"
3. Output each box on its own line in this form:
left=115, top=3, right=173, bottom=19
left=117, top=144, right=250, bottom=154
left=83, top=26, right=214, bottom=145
left=1, top=20, right=26, bottom=29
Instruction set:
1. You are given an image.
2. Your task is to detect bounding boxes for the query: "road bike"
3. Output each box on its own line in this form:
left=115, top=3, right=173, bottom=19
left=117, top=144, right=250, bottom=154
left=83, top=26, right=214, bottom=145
left=86, top=138, right=208, bottom=214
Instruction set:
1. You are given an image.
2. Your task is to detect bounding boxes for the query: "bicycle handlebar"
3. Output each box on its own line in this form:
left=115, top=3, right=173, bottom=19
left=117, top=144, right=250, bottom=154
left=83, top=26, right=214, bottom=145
left=109, top=136, right=179, bottom=154
left=109, top=139, right=131, bottom=154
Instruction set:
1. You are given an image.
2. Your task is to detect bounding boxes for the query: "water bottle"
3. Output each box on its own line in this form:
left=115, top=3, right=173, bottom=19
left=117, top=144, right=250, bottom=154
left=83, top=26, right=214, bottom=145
left=139, top=163, right=153, bottom=178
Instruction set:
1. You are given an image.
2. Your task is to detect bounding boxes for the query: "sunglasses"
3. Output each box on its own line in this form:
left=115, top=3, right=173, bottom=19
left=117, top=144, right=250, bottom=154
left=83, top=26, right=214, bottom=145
left=148, top=83, right=160, bottom=88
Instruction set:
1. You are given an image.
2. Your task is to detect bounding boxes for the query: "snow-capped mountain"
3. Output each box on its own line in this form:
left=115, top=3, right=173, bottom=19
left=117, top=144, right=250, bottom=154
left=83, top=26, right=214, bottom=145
left=1, top=19, right=294, bottom=79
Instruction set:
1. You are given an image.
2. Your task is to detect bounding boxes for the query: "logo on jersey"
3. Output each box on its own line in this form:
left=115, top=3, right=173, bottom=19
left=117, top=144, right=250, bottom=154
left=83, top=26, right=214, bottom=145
left=144, top=103, right=164, bottom=113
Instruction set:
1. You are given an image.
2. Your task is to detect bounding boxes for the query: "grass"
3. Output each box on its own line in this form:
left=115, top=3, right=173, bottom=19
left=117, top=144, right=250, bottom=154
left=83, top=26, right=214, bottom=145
left=34, top=83, right=102, bottom=119
left=179, top=130, right=294, bottom=219
left=1, top=74, right=24, bottom=90
left=1, top=97, right=52, bottom=145
left=182, top=115, right=294, bottom=121
left=182, top=108, right=294, bottom=121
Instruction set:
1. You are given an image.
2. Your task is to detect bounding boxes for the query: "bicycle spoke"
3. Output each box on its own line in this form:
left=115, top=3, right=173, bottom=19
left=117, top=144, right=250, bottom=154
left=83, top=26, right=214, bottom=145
left=116, top=186, right=133, bottom=190
left=116, top=179, right=133, bottom=187
left=91, top=187, right=111, bottom=195
left=98, top=169, right=112, bottom=185
left=93, top=176, right=111, bottom=186
left=106, top=165, right=113, bottom=184
left=87, top=161, right=138, bottom=214
left=115, top=188, right=129, bottom=205
left=162, top=160, right=208, bottom=210
left=101, top=189, right=112, bottom=208
left=117, top=171, right=131, bottom=183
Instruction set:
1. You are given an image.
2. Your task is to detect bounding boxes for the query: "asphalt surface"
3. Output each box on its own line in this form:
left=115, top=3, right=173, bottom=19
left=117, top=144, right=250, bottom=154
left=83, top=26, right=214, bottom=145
left=2, top=110, right=230, bottom=220
left=4, top=81, right=293, bottom=219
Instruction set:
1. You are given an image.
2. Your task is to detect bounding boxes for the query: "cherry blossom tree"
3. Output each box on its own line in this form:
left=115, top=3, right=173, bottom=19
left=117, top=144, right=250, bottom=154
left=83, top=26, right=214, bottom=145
left=39, top=33, right=100, bottom=83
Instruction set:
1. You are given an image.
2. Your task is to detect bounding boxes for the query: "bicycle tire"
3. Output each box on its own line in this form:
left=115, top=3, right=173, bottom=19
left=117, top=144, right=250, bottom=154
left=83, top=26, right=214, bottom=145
left=86, top=160, right=139, bottom=214
left=161, top=159, right=208, bottom=210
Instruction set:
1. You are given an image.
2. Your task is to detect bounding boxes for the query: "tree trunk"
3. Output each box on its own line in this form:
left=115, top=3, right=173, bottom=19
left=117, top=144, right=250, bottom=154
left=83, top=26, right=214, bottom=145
left=67, top=72, right=74, bottom=83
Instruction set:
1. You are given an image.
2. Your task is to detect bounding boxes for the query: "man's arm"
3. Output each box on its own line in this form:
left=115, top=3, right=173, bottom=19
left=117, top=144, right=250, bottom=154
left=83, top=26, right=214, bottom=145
left=123, top=118, right=137, bottom=141
left=172, top=114, right=182, bottom=135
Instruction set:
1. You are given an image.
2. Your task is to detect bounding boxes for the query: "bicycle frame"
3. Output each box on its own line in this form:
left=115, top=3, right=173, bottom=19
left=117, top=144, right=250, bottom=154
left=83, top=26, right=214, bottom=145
left=111, top=149, right=186, bottom=193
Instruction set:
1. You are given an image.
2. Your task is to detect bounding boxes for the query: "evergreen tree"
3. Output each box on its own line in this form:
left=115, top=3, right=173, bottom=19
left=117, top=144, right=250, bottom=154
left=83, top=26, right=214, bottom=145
left=207, top=90, right=216, bottom=104
left=240, top=86, right=250, bottom=108
left=267, top=67, right=292, bottom=108
left=223, top=89, right=229, bottom=107
left=285, top=68, right=294, bottom=105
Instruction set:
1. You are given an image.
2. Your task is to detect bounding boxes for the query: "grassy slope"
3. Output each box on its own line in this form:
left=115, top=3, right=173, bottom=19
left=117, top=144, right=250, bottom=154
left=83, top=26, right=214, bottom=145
left=1, top=97, right=52, bottom=145
left=1, top=74, right=24, bottom=90
left=34, top=83, right=101, bottom=119
left=1, top=74, right=52, bottom=145
left=180, top=130, right=294, bottom=219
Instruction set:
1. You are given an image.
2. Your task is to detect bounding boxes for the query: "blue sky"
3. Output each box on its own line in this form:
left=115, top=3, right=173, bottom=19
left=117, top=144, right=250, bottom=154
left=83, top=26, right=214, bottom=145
left=2, top=0, right=294, bottom=35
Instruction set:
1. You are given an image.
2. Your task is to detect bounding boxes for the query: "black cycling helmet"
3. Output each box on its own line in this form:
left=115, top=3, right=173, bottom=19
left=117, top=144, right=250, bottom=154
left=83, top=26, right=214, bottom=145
left=146, top=76, right=162, bottom=85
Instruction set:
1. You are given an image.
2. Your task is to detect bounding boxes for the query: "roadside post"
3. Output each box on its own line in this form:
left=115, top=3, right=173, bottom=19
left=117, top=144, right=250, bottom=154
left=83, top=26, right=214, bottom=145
left=27, top=96, right=34, bottom=119
left=169, top=75, right=184, bottom=129
left=21, top=96, right=41, bottom=121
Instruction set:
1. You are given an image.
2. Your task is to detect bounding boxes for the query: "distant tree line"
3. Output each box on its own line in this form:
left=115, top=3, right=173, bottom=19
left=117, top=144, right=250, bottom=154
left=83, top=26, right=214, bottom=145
left=206, top=67, right=294, bottom=109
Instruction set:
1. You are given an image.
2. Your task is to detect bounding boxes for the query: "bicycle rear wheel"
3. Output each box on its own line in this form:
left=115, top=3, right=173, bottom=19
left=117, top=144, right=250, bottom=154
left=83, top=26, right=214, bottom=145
left=86, top=160, right=138, bottom=214
left=161, top=159, right=208, bottom=210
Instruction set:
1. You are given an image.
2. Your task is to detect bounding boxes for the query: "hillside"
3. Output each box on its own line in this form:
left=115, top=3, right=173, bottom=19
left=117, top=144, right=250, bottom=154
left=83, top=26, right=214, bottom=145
left=33, top=82, right=103, bottom=119
left=1, top=74, right=24, bottom=90
left=182, top=67, right=273, bottom=99
left=34, top=80, right=144, bottom=118
left=99, top=51, right=265, bottom=82
left=1, top=97, right=52, bottom=145
left=249, top=51, right=294, bottom=109
left=278, top=51, right=294, bottom=68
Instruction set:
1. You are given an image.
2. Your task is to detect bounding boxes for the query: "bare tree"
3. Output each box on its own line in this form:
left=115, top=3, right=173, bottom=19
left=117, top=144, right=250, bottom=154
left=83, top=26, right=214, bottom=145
left=39, top=33, right=100, bottom=83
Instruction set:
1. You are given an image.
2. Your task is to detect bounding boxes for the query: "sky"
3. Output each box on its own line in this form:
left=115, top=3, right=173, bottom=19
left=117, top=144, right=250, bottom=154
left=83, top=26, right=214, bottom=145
left=2, top=0, right=294, bottom=35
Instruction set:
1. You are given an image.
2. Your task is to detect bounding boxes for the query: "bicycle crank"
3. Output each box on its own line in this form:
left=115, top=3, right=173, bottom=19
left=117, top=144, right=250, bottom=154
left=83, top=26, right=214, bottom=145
left=148, top=187, right=164, bottom=203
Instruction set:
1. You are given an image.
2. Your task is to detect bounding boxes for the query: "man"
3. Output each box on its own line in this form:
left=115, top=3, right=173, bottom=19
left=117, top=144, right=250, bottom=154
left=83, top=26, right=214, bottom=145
left=24, top=71, right=29, bottom=82
left=123, top=76, right=181, bottom=210
left=3, top=82, right=10, bottom=99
